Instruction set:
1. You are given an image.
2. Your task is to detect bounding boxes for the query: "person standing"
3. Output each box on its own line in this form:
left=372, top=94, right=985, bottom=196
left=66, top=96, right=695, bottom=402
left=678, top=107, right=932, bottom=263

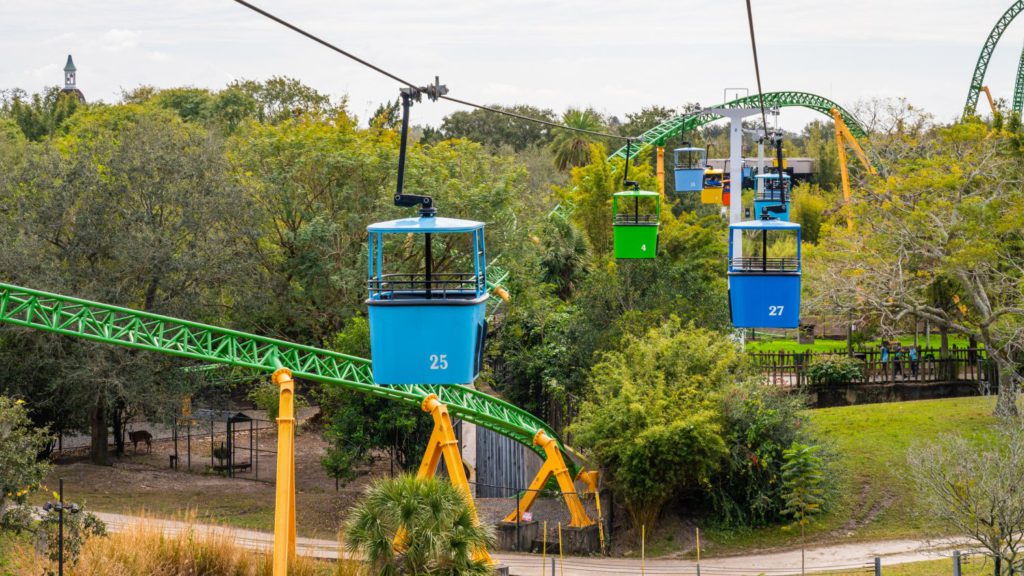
left=893, top=345, right=904, bottom=379
left=880, top=342, right=890, bottom=381
left=909, top=346, right=920, bottom=379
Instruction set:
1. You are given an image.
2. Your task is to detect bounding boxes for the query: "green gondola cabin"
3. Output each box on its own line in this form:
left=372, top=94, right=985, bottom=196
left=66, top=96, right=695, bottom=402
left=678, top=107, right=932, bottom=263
left=612, top=190, right=660, bottom=259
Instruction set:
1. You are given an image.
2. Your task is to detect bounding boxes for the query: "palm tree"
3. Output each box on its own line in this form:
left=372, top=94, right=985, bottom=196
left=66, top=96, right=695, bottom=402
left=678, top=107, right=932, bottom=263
left=540, top=216, right=591, bottom=299
left=343, top=475, right=495, bottom=576
left=550, top=108, right=606, bottom=171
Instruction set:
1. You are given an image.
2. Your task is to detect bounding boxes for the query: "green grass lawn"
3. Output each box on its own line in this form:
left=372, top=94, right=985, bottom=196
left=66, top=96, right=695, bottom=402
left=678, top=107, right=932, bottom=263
left=703, top=395, right=1000, bottom=554
left=745, top=334, right=975, bottom=354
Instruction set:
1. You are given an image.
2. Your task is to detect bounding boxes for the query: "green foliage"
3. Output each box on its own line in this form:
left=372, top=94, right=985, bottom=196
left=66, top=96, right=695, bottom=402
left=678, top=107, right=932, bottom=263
left=228, top=77, right=334, bottom=124
left=805, top=357, right=863, bottom=386
left=0, top=397, right=51, bottom=533
left=909, top=421, right=1024, bottom=571
left=556, top=147, right=659, bottom=255
left=781, top=443, right=826, bottom=528
left=317, top=319, right=431, bottom=483
left=570, top=319, right=745, bottom=531
left=1, top=87, right=83, bottom=141
left=809, top=120, right=1024, bottom=416
left=619, top=106, right=677, bottom=136
left=790, top=185, right=828, bottom=244
left=799, top=120, right=841, bottom=190
left=37, top=502, right=107, bottom=566
left=0, top=103, right=249, bottom=463
left=712, top=382, right=813, bottom=527
left=247, top=381, right=308, bottom=422
left=370, top=99, right=401, bottom=130
left=550, top=108, right=607, bottom=171
left=538, top=216, right=590, bottom=299
left=440, top=104, right=555, bottom=151
left=490, top=293, right=582, bottom=416
left=344, top=475, right=494, bottom=576
left=151, top=87, right=215, bottom=122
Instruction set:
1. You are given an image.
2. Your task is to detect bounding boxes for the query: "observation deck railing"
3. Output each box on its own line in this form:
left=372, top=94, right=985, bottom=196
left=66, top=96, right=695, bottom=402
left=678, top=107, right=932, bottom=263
left=729, top=257, right=800, bottom=273
left=614, top=213, right=658, bottom=226
left=368, top=272, right=485, bottom=300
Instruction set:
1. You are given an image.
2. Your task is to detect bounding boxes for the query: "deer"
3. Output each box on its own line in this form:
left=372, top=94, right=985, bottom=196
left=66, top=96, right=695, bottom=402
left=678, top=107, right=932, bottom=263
left=128, top=430, right=153, bottom=454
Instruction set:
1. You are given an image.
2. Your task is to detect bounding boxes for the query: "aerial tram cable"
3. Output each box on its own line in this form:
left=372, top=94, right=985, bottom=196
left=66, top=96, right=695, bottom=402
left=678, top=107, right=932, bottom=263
left=743, top=0, right=770, bottom=145
left=743, top=0, right=788, bottom=212
left=730, top=0, right=801, bottom=330
left=230, top=0, right=632, bottom=142
left=231, top=0, right=418, bottom=88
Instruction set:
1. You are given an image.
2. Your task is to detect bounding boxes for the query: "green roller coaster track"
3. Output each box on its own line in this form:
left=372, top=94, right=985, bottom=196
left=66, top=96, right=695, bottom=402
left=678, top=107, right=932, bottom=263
left=609, top=91, right=866, bottom=161
left=0, top=282, right=575, bottom=474
left=1014, top=44, right=1024, bottom=115
left=964, top=1, right=1024, bottom=118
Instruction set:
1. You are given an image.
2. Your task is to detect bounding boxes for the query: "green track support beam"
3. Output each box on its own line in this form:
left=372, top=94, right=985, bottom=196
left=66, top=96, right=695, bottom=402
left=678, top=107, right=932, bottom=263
left=1014, top=42, right=1024, bottom=116
left=609, top=92, right=866, bottom=161
left=0, top=282, right=575, bottom=473
left=965, top=1, right=1024, bottom=119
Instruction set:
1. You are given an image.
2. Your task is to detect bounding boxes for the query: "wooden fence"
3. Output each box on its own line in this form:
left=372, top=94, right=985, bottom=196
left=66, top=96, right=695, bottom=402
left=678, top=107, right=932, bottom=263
left=752, top=347, right=995, bottom=389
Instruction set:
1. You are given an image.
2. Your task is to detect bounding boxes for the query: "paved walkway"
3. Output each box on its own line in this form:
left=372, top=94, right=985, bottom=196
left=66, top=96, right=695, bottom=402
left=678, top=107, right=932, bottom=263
left=95, top=511, right=969, bottom=575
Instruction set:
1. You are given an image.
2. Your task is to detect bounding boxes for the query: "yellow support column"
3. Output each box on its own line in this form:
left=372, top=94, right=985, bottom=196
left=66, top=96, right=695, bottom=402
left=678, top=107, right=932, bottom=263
left=272, top=368, right=297, bottom=576
left=577, top=470, right=604, bottom=551
left=503, top=429, right=593, bottom=527
left=831, top=108, right=876, bottom=232
left=656, top=146, right=665, bottom=196
left=409, top=394, right=492, bottom=564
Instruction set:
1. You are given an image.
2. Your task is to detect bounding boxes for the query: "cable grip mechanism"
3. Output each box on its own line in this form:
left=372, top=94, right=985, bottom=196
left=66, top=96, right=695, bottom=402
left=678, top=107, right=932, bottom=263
left=394, top=77, right=448, bottom=217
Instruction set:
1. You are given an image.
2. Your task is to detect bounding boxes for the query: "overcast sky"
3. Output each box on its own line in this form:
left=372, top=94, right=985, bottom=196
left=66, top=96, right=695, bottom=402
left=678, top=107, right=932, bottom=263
left=1, top=1, right=1021, bottom=131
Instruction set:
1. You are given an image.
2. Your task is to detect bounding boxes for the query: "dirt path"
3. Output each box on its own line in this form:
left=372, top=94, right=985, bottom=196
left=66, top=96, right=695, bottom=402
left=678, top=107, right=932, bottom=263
left=95, top=511, right=969, bottom=576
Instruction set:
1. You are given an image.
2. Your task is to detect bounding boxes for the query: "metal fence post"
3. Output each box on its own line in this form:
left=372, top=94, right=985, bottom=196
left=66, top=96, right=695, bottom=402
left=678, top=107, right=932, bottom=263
left=995, top=556, right=1001, bottom=576
left=953, top=550, right=961, bottom=576
left=875, top=556, right=881, bottom=576
left=515, top=487, right=521, bottom=552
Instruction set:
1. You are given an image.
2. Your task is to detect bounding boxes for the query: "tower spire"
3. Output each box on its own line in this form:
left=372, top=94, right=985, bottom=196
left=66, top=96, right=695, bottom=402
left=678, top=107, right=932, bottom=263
left=63, top=54, right=77, bottom=89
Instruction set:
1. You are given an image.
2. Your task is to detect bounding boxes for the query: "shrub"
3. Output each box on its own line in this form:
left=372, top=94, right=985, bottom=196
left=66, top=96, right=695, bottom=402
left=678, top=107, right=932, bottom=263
left=0, top=397, right=51, bottom=534
left=570, top=319, right=747, bottom=532
left=37, top=502, right=106, bottom=566
left=711, top=381, right=813, bottom=527
left=806, top=356, right=863, bottom=386
left=344, top=475, right=494, bottom=576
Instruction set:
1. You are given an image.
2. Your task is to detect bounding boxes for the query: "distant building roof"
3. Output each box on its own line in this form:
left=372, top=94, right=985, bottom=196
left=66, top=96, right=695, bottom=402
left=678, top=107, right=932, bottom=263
left=64, top=54, right=76, bottom=72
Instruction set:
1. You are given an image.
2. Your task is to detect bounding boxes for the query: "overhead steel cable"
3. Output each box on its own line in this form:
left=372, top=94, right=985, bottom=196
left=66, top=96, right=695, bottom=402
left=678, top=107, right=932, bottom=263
left=744, top=0, right=771, bottom=142
left=231, top=0, right=418, bottom=88
left=438, top=94, right=630, bottom=140
left=230, top=0, right=633, bottom=142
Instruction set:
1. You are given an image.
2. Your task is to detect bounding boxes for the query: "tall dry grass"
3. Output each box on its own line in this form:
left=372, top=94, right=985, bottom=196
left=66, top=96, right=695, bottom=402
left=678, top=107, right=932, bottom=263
left=6, top=514, right=365, bottom=576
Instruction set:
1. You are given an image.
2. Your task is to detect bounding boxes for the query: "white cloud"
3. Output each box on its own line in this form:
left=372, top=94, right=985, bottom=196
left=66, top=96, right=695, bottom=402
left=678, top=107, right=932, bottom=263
left=2, top=0, right=1022, bottom=127
left=102, top=29, right=140, bottom=51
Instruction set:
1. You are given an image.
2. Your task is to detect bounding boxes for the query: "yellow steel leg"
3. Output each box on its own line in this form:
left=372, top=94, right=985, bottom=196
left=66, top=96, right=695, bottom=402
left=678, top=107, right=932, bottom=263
left=834, top=116, right=853, bottom=232
left=577, top=470, right=605, bottom=550
left=503, top=430, right=593, bottom=527
left=272, top=368, right=297, bottom=576
left=401, top=394, right=492, bottom=564
left=656, top=146, right=665, bottom=196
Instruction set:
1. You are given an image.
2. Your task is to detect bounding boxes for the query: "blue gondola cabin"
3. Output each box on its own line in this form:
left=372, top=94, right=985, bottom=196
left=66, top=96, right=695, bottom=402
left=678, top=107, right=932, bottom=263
left=753, top=173, right=792, bottom=221
left=728, top=219, right=801, bottom=329
left=673, top=146, right=707, bottom=193
left=366, top=216, right=488, bottom=385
